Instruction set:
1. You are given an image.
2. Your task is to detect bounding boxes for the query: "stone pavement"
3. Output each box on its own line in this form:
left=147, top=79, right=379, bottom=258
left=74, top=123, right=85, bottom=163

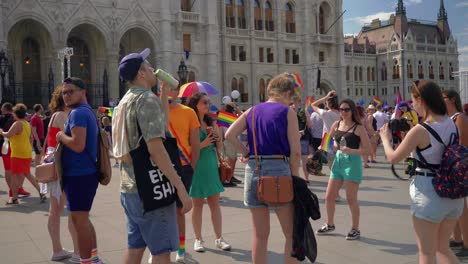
left=0, top=150, right=466, bottom=264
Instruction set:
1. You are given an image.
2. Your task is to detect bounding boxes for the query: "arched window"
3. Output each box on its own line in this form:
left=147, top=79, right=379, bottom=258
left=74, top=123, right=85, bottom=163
left=354, top=66, right=358, bottom=81
left=285, top=2, right=295, bottom=33
left=407, top=60, right=413, bottom=78
left=259, top=78, right=266, bottom=102
left=381, top=63, right=387, bottom=81
left=429, top=61, right=434, bottom=79
left=418, top=60, right=424, bottom=78
left=265, top=1, right=274, bottom=31
left=439, top=62, right=444, bottom=80
left=225, top=0, right=235, bottom=28
left=367, top=67, right=371, bottom=81
left=393, top=60, right=400, bottom=79
left=239, top=77, right=248, bottom=102
left=346, top=66, right=350, bottom=81
left=181, top=0, right=191, bottom=11
left=449, top=62, right=454, bottom=80
left=254, top=0, right=262, bottom=30
left=359, top=67, right=363, bottom=81
left=187, top=71, right=195, bottom=82
left=231, top=77, right=238, bottom=92
left=237, top=0, right=246, bottom=29
left=319, top=4, right=328, bottom=34
left=371, top=67, right=375, bottom=81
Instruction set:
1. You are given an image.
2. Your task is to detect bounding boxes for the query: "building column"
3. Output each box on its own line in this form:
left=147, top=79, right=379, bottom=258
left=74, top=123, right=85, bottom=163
left=107, top=50, right=120, bottom=101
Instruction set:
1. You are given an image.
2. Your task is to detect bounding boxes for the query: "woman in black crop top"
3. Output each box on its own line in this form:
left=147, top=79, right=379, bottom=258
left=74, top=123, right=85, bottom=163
left=316, top=99, right=371, bottom=241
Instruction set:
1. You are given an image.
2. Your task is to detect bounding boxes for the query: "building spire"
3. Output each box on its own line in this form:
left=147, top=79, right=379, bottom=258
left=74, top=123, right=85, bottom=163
left=438, top=0, right=447, bottom=20
left=395, top=0, right=406, bottom=16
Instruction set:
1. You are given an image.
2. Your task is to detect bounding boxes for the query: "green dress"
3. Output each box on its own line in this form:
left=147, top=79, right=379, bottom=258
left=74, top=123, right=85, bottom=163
left=189, top=129, right=225, bottom=198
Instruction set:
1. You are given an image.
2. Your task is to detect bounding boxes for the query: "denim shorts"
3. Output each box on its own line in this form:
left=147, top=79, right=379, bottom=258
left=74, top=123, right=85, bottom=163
left=330, top=151, right=363, bottom=184
left=300, top=140, right=310, bottom=156
left=120, top=192, right=179, bottom=255
left=410, top=176, right=464, bottom=223
left=244, top=158, right=291, bottom=208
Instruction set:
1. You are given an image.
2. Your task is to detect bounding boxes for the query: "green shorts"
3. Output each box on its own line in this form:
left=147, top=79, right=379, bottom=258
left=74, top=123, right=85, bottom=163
left=330, top=151, right=363, bottom=184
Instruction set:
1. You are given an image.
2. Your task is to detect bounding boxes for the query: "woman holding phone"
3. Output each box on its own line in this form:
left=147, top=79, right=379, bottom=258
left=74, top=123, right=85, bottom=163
left=186, top=92, right=231, bottom=253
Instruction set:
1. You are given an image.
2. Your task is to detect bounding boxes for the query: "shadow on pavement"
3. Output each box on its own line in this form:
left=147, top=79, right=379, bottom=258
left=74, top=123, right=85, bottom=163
left=359, top=237, right=418, bottom=255
left=359, top=199, right=410, bottom=210
left=0, top=196, right=49, bottom=214
left=219, top=196, right=246, bottom=209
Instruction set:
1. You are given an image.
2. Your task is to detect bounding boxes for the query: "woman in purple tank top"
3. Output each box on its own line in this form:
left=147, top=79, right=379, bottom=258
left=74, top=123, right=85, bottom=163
left=226, top=73, right=301, bottom=264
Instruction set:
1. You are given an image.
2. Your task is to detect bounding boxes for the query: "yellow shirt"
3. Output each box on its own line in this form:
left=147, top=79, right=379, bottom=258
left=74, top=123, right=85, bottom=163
left=168, top=104, right=200, bottom=166
left=10, top=120, right=32, bottom=159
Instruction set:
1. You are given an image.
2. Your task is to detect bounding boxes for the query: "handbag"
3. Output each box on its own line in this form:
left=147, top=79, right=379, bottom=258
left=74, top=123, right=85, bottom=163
left=37, top=113, right=61, bottom=184
left=251, top=107, right=293, bottom=206
left=130, top=120, right=177, bottom=213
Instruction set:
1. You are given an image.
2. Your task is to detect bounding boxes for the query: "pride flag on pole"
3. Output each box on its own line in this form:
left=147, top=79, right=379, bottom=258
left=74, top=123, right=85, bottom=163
left=217, top=111, right=238, bottom=128
left=373, top=96, right=382, bottom=106
left=396, top=88, right=402, bottom=105
left=305, top=96, right=314, bottom=114
left=320, top=133, right=334, bottom=153
left=99, top=107, right=113, bottom=117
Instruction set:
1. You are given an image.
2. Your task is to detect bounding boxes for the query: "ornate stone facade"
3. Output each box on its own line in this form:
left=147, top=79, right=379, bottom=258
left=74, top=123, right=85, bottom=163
left=344, top=0, right=459, bottom=105
left=0, top=0, right=345, bottom=108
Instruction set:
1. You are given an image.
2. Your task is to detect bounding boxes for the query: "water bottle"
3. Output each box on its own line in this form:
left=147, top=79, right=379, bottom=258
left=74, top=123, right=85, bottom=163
left=339, top=137, right=348, bottom=158
left=2, top=138, right=9, bottom=155
left=154, top=69, right=179, bottom=89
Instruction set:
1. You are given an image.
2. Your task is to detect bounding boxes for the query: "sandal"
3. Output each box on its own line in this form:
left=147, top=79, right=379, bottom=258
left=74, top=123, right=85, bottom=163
left=6, top=198, right=18, bottom=205
left=364, top=164, right=370, bottom=168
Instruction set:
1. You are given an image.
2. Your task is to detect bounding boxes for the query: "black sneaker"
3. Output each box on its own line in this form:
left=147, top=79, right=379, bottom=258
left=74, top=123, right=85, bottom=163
left=316, top=224, right=335, bottom=235
left=456, top=247, right=468, bottom=258
left=346, top=229, right=360, bottom=240
left=223, top=181, right=237, bottom=187
left=450, top=240, right=464, bottom=248
left=231, top=177, right=242, bottom=184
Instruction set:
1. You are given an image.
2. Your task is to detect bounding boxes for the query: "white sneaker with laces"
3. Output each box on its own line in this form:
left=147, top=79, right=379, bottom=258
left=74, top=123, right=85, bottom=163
left=194, top=239, right=205, bottom=252
left=215, top=237, right=231, bottom=251
left=175, top=252, right=186, bottom=263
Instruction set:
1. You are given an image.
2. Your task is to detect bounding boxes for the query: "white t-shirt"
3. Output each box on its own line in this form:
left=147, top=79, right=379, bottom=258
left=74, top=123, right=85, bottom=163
left=373, top=110, right=389, bottom=130
left=317, top=109, right=340, bottom=136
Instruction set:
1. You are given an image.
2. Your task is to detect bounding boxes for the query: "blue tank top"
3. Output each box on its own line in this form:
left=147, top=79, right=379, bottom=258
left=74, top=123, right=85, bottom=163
left=246, top=102, right=290, bottom=156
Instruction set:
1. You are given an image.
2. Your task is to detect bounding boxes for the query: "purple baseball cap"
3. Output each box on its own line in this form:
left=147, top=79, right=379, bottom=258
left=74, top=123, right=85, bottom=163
left=118, top=48, right=151, bottom=81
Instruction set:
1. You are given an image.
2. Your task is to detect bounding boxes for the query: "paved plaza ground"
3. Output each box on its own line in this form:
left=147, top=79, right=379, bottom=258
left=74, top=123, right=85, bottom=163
left=0, top=149, right=467, bottom=264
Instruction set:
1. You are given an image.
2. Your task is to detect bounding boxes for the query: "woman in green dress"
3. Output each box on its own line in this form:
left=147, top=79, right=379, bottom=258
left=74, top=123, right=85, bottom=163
left=186, top=92, right=232, bottom=252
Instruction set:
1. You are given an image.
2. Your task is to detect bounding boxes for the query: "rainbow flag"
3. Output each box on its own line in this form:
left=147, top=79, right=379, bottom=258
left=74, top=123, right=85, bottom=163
left=290, top=73, right=303, bottom=88
left=373, top=96, right=382, bottom=106
left=166, top=123, right=191, bottom=165
left=396, top=89, right=402, bottom=105
left=305, top=96, right=314, bottom=114
left=320, top=133, right=334, bottom=153
left=167, top=95, right=173, bottom=104
left=98, top=107, right=113, bottom=117
left=217, top=111, right=238, bottom=128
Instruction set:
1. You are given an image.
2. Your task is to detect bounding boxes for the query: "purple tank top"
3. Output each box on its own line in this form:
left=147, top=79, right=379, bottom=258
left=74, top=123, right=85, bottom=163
left=246, top=102, right=290, bottom=156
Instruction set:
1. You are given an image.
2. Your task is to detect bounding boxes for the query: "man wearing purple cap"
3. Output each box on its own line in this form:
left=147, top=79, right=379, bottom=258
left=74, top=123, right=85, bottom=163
left=113, top=48, right=192, bottom=264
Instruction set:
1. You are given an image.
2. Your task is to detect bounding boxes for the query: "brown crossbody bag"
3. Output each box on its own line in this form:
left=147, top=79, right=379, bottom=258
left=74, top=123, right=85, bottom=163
left=251, top=107, right=293, bottom=206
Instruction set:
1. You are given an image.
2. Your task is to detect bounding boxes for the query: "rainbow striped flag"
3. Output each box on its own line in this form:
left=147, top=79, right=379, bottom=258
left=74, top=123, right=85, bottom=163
left=98, top=107, right=113, bottom=117
left=305, top=96, right=314, bottom=113
left=290, top=73, right=303, bottom=88
left=373, top=96, right=382, bottom=106
left=320, top=133, right=334, bottom=153
left=217, top=111, right=238, bottom=128
left=166, top=123, right=191, bottom=165
left=167, top=95, right=173, bottom=104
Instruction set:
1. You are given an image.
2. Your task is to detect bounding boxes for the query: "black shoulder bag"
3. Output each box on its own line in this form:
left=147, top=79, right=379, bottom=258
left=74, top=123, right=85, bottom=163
left=130, top=121, right=178, bottom=213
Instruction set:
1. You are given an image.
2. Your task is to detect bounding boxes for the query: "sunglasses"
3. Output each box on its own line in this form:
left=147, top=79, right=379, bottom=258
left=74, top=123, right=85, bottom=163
left=62, top=88, right=81, bottom=96
left=339, top=108, right=351, bottom=113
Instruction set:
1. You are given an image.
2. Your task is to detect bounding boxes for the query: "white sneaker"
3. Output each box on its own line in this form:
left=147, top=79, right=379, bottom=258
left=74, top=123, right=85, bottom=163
left=194, top=239, right=205, bottom=252
left=50, top=249, right=72, bottom=261
left=175, top=252, right=186, bottom=263
left=69, top=253, right=80, bottom=263
left=215, top=237, right=231, bottom=251
left=147, top=255, right=152, bottom=264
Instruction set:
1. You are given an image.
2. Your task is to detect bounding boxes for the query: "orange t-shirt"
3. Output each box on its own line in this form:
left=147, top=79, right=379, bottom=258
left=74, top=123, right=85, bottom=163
left=167, top=104, right=200, bottom=166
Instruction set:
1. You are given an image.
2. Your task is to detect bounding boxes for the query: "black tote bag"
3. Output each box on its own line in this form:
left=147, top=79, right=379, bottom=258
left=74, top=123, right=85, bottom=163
left=130, top=124, right=180, bottom=213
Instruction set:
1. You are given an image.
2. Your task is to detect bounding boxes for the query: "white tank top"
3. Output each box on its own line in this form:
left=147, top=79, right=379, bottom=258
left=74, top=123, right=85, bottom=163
left=412, top=116, right=458, bottom=166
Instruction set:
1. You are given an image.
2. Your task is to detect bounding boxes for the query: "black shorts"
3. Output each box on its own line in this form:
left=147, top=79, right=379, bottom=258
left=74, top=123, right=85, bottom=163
left=176, top=165, right=194, bottom=208
left=310, top=137, right=322, bottom=152
left=33, top=139, right=45, bottom=155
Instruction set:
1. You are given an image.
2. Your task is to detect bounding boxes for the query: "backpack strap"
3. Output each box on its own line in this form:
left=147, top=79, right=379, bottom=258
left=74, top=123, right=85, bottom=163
left=420, top=123, right=446, bottom=147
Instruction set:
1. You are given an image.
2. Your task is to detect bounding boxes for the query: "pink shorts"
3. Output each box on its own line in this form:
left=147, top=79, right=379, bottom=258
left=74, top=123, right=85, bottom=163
left=11, top=158, right=32, bottom=174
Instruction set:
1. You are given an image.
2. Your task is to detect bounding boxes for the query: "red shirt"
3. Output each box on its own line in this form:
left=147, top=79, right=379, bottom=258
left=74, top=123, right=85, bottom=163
left=30, top=114, right=44, bottom=140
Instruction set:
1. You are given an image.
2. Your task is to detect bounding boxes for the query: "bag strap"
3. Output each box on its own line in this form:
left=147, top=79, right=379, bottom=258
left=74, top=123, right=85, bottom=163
left=41, top=113, right=59, bottom=158
left=251, top=107, right=259, bottom=172
left=420, top=123, right=446, bottom=147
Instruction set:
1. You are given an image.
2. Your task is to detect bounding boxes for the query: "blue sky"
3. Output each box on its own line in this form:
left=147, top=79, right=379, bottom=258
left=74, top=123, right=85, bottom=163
left=343, top=0, right=468, bottom=71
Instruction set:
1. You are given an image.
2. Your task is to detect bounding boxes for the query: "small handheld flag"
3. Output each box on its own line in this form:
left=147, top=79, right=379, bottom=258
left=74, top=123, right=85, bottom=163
left=99, top=107, right=113, bottom=117
left=305, top=96, right=314, bottom=114
left=320, top=133, right=334, bottom=153
left=217, top=111, right=238, bottom=128
left=373, top=96, right=382, bottom=106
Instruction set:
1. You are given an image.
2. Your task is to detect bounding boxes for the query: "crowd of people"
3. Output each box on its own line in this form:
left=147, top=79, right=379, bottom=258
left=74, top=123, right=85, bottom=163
left=0, top=46, right=467, bottom=264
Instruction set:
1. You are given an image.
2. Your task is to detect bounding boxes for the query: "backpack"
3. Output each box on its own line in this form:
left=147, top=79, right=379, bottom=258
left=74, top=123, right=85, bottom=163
left=97, top=127, right=112, bottom=185
left=417, top=123, right=468, bottom=199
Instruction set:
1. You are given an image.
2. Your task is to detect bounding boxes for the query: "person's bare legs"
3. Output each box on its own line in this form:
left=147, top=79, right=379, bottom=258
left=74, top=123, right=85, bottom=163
left=191, top=198, right=205, bottom=239
left=275, top=204, right=298, bottom=264
left=412, top=216, right=439, bottom=264
left=70, top=211, right=96, bottom=259
left=436, top=218, right=460, bottom=264
left=206, top=193, right=223, bottom=238
left=345, top=181, right=360, bottom=230
left=48, top=194, right=64, bottom=253
left=124, top=248, right=145, bottom=264
left=301, top=155, right=309, bottom=181
left=250, top=208, right=270, bottom=264
left=151, top=253, right=170, bottom=264
left=324, top=179, right=344, bottom=225
left=459, top=201, right=468, bottom=249
left=23, top=173, right=40, bottom=193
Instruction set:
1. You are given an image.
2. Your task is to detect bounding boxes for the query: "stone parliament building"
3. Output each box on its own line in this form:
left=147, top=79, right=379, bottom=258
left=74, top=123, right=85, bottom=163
left=0, top=0, right=458, bottom=108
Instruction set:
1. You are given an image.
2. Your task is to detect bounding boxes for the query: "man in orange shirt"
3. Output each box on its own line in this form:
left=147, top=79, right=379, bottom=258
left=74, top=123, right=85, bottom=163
left=159, top=87, right=200, bottom=263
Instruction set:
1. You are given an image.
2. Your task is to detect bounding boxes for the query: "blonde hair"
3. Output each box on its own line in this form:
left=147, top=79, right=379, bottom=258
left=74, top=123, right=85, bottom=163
left=267, top=73, right=295, bottom=98
left=101, top=116, right=111, bottom=127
